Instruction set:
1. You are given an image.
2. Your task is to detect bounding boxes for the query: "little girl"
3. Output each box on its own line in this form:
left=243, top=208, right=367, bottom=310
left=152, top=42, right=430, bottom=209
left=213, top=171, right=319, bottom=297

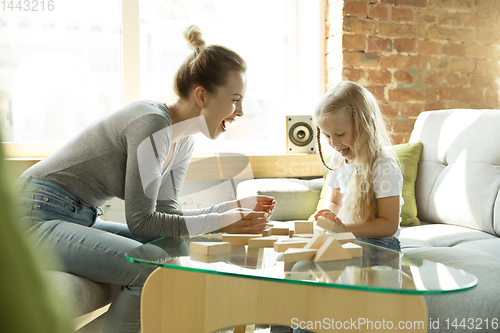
left=277, top=81, right=404, bottom=333
left=314, top=81, right=403, bottom=252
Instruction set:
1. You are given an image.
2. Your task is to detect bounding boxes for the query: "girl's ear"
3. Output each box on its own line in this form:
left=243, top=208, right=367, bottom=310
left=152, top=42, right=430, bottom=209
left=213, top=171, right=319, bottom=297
left=193, top=86, right=206, bottom=108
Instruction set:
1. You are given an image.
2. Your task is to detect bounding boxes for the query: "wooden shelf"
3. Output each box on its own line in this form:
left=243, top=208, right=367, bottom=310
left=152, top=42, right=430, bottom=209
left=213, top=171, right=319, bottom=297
left=5, top=154, right=324, bottom=184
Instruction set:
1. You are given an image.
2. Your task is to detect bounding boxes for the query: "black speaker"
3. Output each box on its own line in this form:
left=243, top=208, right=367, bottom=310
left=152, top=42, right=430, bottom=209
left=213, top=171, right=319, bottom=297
left=286, top=115, right=316, bottom=154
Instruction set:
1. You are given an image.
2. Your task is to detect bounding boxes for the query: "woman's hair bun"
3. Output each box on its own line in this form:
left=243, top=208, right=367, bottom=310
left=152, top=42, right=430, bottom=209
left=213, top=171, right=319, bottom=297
left=183, top=25, right=206, bottom=51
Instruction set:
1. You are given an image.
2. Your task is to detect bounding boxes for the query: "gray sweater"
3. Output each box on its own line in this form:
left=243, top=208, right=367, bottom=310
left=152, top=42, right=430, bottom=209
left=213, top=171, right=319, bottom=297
left=22, top=101, right=225, bottom=237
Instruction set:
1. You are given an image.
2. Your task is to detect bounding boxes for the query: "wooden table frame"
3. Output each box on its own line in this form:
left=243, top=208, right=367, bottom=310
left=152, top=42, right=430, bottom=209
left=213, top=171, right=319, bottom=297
left=141, top=267, right=428, bottom=333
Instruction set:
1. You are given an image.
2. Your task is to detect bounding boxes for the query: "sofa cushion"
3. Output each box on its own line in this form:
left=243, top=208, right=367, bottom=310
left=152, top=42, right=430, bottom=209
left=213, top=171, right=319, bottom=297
left=389, top=142, right=423, bottom=226
left=312, top=142, right=423, bottom=226
left=46, top=271, right=118, bottom=317
left=409, top=109, right=500, bottom=235
left=237, top=178, right=323, bottom=221
left=400, top=224, right=498, bottom=249
left=401, top=224, right=500, bottom=331
left=406, top=249, right=500, bottom=332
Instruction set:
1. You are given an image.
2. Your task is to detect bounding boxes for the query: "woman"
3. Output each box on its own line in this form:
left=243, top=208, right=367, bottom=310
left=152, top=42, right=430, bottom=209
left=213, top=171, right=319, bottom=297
left=15, top=25, right=275, bottom=333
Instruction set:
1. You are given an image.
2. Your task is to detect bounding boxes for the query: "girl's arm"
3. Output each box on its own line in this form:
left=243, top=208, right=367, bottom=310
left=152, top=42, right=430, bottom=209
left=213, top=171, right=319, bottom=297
left=326, top=186, right=342, bottom=215
left=314, top=186, right=342, bottom=220
left=343, top=195, right=400, bottom=238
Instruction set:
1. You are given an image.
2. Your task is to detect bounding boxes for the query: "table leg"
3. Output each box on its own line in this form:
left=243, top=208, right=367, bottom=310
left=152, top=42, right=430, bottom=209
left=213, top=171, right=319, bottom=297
left=141, top=267, right=428, bottom=333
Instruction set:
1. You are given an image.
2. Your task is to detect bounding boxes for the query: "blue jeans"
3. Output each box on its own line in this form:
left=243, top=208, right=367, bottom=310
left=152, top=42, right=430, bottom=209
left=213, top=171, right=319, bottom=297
left=357, top=236, right=401, bottom=252
left=15, top=176, right=159, bottom=333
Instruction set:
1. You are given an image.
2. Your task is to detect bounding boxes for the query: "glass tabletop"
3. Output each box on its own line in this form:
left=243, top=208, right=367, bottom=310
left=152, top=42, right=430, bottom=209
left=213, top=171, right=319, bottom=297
left=125, top=234, right=477, bottom=295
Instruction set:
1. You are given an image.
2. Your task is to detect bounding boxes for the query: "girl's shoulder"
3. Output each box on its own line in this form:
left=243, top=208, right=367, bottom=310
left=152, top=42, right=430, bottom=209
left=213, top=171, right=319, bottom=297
left=376, top=147, right=399, bottom=164
left=375, top=153, right=398, bottom=165
left=373, top=153, right=402, bottom=177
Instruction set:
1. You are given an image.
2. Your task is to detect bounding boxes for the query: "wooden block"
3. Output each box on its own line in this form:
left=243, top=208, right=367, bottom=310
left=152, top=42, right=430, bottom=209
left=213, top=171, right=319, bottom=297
left=321, top=270, right=344, bottom=282
left=295, top=221, right=314, bottom=234
left=313, top=238, right=352, bottom=262
left=190, top=251, right=231, bottom=263
left=244, top=248, right=262, bottom=268
left=282, top=237, right=310, bottom=242
left=261, top=228, right=272, bottom=237
left=317, top=217, right=346, bottom=233
left=289, top=229, right=295, bottom=238
left=327, top=232, right=356, bottom=245
left=271, top=227, right=289, bottom=235
left=248, top=237, right=277, bottom=248
left=222, top=234, right=262, bottom=246
left=189, top=242, right=231, bottom=255
left=273, top=241, right=309, bottom=252
left=342, top=242, right=362, bottom=257
left=280, top=248, right=317, bottom=263
left=293, top=233, right=314, bottom=239
left=304, top=234, right=327, bottom=250
left=285, top=271, right=315, bottom=280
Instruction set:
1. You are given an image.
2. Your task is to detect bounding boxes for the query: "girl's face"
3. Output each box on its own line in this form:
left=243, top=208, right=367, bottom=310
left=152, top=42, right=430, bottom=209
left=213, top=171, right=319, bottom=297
left=318, top=108, right=356, bottom=163
left=200, top=71, right=247, bottom=139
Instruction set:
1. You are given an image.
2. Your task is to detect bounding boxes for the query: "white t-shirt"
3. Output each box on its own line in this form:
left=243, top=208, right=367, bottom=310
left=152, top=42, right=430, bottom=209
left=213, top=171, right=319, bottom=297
left=326, top=151, right=404, bottom=237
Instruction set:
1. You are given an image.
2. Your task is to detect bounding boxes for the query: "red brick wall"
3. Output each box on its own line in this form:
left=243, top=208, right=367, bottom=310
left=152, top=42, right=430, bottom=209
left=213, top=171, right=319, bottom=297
left=326, top=0, right=500, bottom=143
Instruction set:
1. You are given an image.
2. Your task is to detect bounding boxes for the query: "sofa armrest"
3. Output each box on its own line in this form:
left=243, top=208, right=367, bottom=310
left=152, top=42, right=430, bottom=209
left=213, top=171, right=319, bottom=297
left=236, top=178, right=323, bottom=221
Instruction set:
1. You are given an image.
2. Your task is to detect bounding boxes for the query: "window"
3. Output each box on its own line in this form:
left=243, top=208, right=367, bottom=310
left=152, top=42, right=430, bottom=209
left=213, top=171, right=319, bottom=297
left=0, top=0, right=121, bottom=154
left=1, top=0, right=325, bottom=158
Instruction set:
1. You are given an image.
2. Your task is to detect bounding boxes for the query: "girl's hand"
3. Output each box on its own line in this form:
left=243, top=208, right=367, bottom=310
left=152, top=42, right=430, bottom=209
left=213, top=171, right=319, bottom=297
left=315, top=209, right=345, bottom=229
left=219, top=208, right=269, bottom=234
left=314, top=209, right=337, bottom=221
left=229, top=196, right=276, bottom=216
left=332, top=216, right=345, bottom=229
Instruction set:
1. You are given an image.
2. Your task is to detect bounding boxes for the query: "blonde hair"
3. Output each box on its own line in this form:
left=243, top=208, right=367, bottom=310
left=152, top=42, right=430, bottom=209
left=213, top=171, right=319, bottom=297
left=315, top=81, right=394, bottom=224
left=173, top=25, right=247, bottom=99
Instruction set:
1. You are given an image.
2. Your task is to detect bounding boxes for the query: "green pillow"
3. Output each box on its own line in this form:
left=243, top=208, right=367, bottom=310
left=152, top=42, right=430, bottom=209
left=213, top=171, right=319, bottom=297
left=310, top=142, right=423, bottom=227
left=391, top=142, right=423, bottom=226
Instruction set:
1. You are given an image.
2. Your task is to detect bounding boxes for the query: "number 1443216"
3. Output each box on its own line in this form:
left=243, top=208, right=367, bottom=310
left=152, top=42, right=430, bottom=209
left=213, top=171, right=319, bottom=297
left=444, top=318, right=498, bottom=330
left=1, top=0, right=54, bottom=11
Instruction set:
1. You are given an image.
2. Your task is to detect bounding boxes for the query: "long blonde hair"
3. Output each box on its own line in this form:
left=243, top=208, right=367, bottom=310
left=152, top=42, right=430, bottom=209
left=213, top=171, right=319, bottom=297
left=315, top=81, right=394, bottom=224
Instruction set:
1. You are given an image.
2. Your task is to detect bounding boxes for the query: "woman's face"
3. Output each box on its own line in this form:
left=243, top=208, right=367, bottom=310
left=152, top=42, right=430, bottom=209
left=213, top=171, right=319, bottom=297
left=201, top=71, right=247, bottom=140
left=317, top=108, right=356, bottom=163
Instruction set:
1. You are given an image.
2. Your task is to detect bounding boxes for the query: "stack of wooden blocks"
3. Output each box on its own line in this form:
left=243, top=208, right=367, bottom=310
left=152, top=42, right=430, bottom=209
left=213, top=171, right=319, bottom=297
left=189, top=219, right=362, bottom=263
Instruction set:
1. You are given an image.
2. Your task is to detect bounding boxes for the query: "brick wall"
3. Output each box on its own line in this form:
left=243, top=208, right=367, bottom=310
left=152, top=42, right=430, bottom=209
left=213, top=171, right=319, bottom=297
left=326, top=0, right=500, bottom=143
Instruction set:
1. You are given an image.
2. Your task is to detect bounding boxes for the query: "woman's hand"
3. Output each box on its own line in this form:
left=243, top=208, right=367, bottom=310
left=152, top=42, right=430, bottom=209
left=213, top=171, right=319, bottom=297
left=228, top=196, right=276, bottom=215
left=218, top=208, right=269, bottom=234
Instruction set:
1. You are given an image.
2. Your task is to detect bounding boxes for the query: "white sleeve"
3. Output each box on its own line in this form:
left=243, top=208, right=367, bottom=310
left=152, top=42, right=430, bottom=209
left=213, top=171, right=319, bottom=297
left=372, top=156, right=403, bottom=199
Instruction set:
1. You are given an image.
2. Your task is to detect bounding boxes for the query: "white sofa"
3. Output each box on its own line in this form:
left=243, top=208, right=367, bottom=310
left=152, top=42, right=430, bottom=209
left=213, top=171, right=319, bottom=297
left=237, top=109, right=500, bottom=332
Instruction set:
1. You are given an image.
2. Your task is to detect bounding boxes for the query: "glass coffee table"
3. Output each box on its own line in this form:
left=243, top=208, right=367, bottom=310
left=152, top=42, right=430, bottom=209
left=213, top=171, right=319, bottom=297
left=126, top=235, right=477, bottom=333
